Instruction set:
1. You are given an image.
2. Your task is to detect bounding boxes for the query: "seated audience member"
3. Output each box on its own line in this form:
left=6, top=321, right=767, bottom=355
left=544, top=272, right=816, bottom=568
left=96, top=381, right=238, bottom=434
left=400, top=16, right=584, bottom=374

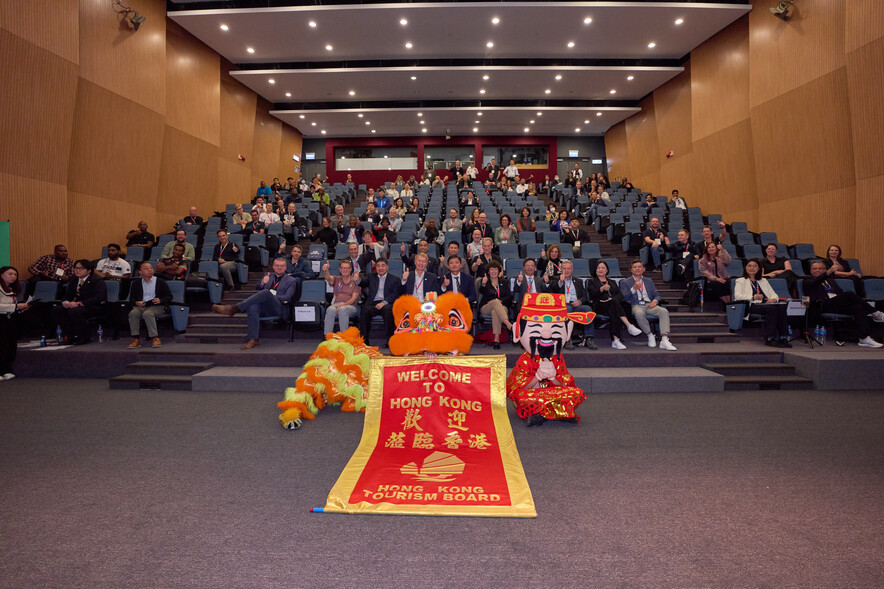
left=516, top=207, right=536, bottom=233
left=386, top=184, right=399, bottom=200
left=375, top=189, right=389, bottom=210
left=538, top=244, right=565, bottom=280
left=256, top=180, right=272, bottom=197
left=346, top=241, right=375, bottom=276
left=360, top=203, right=381, bottom=225
left=803, top=260, right=883, bottom=348
left=127, top=261, right=172, bottom=349
left=642, top=194, right=657, bottom=212
left=364, top=188, right=377, bottom=203
left=477, top=261, right=513, bottom=350
left=287, top=245, right=316, bottom=280
left=444, top=240, right=467, bottom=266
left=311, top=217, right=339, bottom=256
left=699, top=242, right=733, bottom=303
left=561, top=219, right=590, bottom=257
left=418, top=217, right=444, bottom=246
left=161, top=229, right=196, bottom=261
left=281, top=203, right=301, bottom=242
left=465, top=229, right=483, bottom=259
left=495, top=214, right=517, bottom=245
left=125, top=221, right=155, bottom=248
left=588, top=260, right=642, bottom=350
left=28, top=245, right=73, bottom=286
left=568, top=181, right=587, bottom=213
left=313, top=186, right=331, bottom=217
left=401, top=253, right=440, bottom=300
left=734, top=259, right=791, bottom=348
left=548, top=259, right=597, bottom=349
left=442, top=208, right=463, bottom=233
left=585, top=190, right=610, bottom=222
left=94, top=244, right=131, bottom=279
left=470, top=238, right=502, bottom=280
left=240, top=210, right=266, bottom=238
left=642, top=217, right=670, bottom=270
left=761, top=243, right=798, bottom=296
left=441, top=255, right=477, bottom=305
left=213, top=230, right=240, bottom=290
left=51, top=259, right=107, bottom=345
left=471, top=212, right=493, bottom=241
left=156, top=243, right=189, bottom=281
left=322, top=259, right=361, bottom=335
left=179, top=206, right=203, bottom=227
left=231, top=204, right=250, bottom=232
left=401, top=240, right=440, bottom=276
left=462, top=190, right=479, bottom=209
left=670, top=189, right=687, bottom=210
left=270, top=177, right=283, bottom=192
left=700, top=222, right=728, bottom=250
left=544, top=204, right=558, bottom=224
left=407, top=197, right=424, bottom=218
left=212, top=257, right=297, bottom=349
left=514, top=259, right=548, bottom=308
left=667, top=229, right=700, bottom=282
left=340, top=216, right=364, bottom=244
left=823, top=244, right=865, bottom=297
left=620, top=260, right=677, bottom=350
left=373, top=217, right=396, bottom=246
left=331, top=204, right=347, bottom=230
left=259, top=205, right=280, bottom=225
left=359, top=233, right=385, bottom=266
left=358, top=257, right=400, bottom=346
left=251, top=196, right=266, bottom=212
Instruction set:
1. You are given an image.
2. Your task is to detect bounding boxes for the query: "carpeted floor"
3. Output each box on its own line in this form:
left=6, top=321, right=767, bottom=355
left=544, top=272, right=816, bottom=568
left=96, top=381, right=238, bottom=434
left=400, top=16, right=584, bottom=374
left=1, top=379, right=882, bottom=588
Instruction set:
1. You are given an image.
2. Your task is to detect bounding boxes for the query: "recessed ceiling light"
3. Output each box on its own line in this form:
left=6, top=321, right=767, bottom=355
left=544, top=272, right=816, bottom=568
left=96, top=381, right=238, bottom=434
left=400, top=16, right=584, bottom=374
left=325, top=44, right=333, bottom=51
left=311, top=122, right=316, bottom=126
left=308, top=21, right=317, bottom=28
left=348, top=90, right=355, bottom=96
left=371, top=129, right=376, bottom=133
left=477, top=112, right=483, bottom=116
left=491, top=17, right=500, bottom=25
left=523, top=127, right=530, bottom=133
left=420, top=120, right=425, bottom=124
left=627, top=75, right=634, bottom=81
left=648, top=42, right=656, bottom=49
left=321, top=130, right=326, bottom=134
left=220, top=24, right=229, bottom=31
left=567, top=41, right=576, bottom=48
left=417, top=112, right=423, bottom=117
left=422, top=128, right=427, bottom=133
left=358, top=113, right=363, bottom=118
left=405, top=42, right=413, bottom=49
left=610, top=89, right=617, bottom=94
left=473, top=127, right=479, bottom=133
left=584, top=17, right=592, bottom=24
left=299, top=115, right=305, bottom=119
left=400, top=18, right=408, bottom=26
left=596, top=112, right=602, bottom=116
left=365, top=121, right=371, bottom=125
left=544, top=89, right=551, bottom=94
left=486, top=41, right=494, bottom=48
left=268, top=79, right=275, bottom=84
left=584, top=120, right=589, bottom=124
left=675, top=18, right=684, bottom=25
left=555, top=74, right=562, bottom=80
left=410, top=76, right=417, bottom=80
left=479, top=89, right=486, bottom=94
left=285, top=92, right=291, bottom=97
left=537, top=111, right=542, bottom=116
left=529, top=120, right=535, bottom=124
left=575, top=128, right=581, bottom=133
left=482, top=75, right=489, bottom=80
left=474, top=120, right=480, bottom=124
left=246, top=47, right=255, bottom=54
left=384, top=155, right=389, bottom=159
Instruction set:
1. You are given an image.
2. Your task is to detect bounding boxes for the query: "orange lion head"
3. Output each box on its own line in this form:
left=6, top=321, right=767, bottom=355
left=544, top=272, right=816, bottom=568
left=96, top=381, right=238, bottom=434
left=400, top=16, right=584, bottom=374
left=388, top=292, right=473, bottom=356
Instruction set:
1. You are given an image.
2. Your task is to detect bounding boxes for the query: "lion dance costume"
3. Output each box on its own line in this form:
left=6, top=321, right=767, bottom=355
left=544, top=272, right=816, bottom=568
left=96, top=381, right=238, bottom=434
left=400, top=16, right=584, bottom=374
left=506, top=292, right=594, bottom=426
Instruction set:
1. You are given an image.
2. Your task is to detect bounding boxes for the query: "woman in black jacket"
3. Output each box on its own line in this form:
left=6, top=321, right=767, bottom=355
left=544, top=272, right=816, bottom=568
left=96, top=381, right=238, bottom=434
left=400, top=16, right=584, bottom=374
left=311, top=216, right=339, bottom=258
left=477, top=261, right=513, bottom=350
left=587, top=260, right=641, bottom=350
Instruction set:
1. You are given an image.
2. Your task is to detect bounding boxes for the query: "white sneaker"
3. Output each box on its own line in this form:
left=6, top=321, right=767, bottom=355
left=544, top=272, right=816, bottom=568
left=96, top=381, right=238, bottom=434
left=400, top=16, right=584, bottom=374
left=647, top=334, right=657, bottom=348
left=659, top=337, right=678, bottom=351
left=870, top=311, right=884, bottom=323
left=627, top=324, right=642, bottom=337
left=858, top=336, right=883, bottom=348
left=2, top=373, right=15, bottom=380
left=611, top=339, right=627, bottom=350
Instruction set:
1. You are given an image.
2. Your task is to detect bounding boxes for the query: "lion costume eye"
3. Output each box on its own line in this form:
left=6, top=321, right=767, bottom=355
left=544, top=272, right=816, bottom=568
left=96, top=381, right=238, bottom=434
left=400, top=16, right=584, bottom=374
left=395, top=312, right=411, bottom=332
left=447, top=309, right=465, bottom=330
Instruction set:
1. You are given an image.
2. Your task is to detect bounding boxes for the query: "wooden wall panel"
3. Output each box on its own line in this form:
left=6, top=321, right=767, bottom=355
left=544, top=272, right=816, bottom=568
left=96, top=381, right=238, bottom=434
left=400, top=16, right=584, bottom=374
left=65, top=192, right=170, bottom=260
left=853, top=175, right=883, bottom=274
left=691, top=16, right=750, bottom=142
left=758, top=187, right=856, bottom=256
left=77, top=0, right=165, bottom=115
left=68, top=80, right=165, bottom=205
left=218, top=158, right=253, bottom=207
left=750, top=68, right=856, bottom=203
left=165, top=21, right=220, bottom=146
left=156, top=126, right=219, bottom=218
left=692, top=120, right=758, bottom=221
left=0, top=30, right=78, bottom=184
left=749, top=0, right=847, bottom=108
left=653, top=65, right=692, bottom=163
left=625, top=96, right=660, bottom=184
left=251, top=101, right=283, bottom=187
left=0, top=173, right=68, bottom=272
left=844, top=0, right=884, bottom=54
left=0, top=0, right=78, bottom=64
left=603, top=121, right=629, bottom=180
left=220, top=64, right=257, bottom=164
left=658, top=151, right=697, bottom=204
left=845, top=36, right=884, bottom=180
left=278, top=126, right=304, bottom=182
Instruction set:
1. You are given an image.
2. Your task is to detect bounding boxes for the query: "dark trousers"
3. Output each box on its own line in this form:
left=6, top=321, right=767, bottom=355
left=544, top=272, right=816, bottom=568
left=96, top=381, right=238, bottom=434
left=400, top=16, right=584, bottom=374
left=238, top=289, right=285, bottom=341
left=748, top=303, right=788, bottom=340
left=704, top=279, right=730, bottom=301
left=361, top=301, right=394, bottom=344
left=821, top=293, right=872, bottom=339
left=594, top=299, right=627, bottom=340
left=0, top=314, right=18, bottom=374
left=51, top=304, right=101, bottom=340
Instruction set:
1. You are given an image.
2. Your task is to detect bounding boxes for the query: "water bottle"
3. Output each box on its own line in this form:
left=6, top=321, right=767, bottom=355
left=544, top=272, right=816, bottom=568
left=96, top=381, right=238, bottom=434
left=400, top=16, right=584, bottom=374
left=40, top=335, right=47, bottom=347
left=814, top=325, right=821, bottom=342
left=56, top=325, right=63, bottom=344
left=97, top=325, right=104, bottom=343
left=787, top=325, right=793, bottom=339
left=820, top=325, right=826, bottom=346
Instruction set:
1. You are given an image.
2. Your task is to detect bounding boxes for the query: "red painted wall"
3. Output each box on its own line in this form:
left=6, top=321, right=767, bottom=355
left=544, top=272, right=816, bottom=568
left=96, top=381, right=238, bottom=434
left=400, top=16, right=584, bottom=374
left=324, top=136, right=558, bottom=187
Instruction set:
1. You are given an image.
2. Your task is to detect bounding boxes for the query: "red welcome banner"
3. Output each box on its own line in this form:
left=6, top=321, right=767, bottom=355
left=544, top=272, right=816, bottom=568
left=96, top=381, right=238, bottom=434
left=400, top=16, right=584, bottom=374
left=324, top=356, right=536, bottom=517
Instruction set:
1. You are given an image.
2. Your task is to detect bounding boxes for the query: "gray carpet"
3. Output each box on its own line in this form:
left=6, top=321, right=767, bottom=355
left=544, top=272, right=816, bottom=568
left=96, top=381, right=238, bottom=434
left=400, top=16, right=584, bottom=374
left=1, top=379, right=882, bottom=588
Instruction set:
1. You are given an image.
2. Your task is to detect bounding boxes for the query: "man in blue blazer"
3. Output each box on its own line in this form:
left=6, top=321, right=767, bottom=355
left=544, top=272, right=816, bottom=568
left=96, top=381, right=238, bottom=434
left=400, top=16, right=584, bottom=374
left=338, top=216, right=364, bottom=244
left=440, top=255, right=477, bottom=305
left=212, top=257, right=297, bottom=349
left=401, top=253, right=441, bottom=300
left=358, top=258, right=402, bottom=345
left=619, top=259, right=677, bottom=351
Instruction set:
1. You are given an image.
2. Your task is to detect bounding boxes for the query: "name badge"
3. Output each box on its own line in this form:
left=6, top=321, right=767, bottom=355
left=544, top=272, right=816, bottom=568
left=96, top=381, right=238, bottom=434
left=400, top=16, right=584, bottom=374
left=55, top=268, right=65, bottom=277
left=270, top=289, right=277, bottom=296
left=682, top=252, right=690, bottom=259
left=827, top=293, right=836, bottom=299
left=637, top=299, right=647, bottom=306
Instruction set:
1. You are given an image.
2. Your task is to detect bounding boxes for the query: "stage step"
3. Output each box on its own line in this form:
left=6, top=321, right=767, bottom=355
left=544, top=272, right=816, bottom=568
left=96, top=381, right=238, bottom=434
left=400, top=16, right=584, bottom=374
left=181, top=333, right=248, bottom=344
left=700, top=362, right=796, bottom=377
left=568, top=367, right=724, bottom=393
left=668, top=322, right=730, bottom=334
left=192, top=366, right=302, bottom=392
left=188, top=312, right=247, bottom=325
left=186, top=323, right=250, bottom=334
left=721, top=375, right=814, bottom=390
left=109, top=373, right=194, bottom=390
left=699, top=351, right=782, bottom=364
left=668, top=312, right=727, bottom=324
left=665, top=331, right=740, bottom=343
left=126, top=361, right=215, bottom=375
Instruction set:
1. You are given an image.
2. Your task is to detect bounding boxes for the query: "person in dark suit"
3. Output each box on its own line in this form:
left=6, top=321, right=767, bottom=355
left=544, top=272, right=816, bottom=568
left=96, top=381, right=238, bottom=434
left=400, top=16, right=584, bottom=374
left=339, top=216, right=364, bottom=244
left=212, top=257, right=298, bottom=350
left=359, top=258, right=401, bottom=346
left=547, top=259, right=597, bottom=349
left=440, top=255, right=477, bottom=305
left=400, top=239, right=441, bottom=276
left=286, top=245, right=316, bottom=280
left=512, top=258, right=549, bottom=312
left=401, top=253, right=440, bottom=300
left=803, top=260, right=882, bottom=348
left=127, top=261, right=173, bottom=348
left=51, top=259, right=107, bottom=345
left=477, top=261, right=513, bottom=349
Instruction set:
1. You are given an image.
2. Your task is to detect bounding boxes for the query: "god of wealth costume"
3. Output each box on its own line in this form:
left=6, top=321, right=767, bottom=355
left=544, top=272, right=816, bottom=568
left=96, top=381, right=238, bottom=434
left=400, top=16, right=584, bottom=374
left=506, top=292, right=594, bottom=427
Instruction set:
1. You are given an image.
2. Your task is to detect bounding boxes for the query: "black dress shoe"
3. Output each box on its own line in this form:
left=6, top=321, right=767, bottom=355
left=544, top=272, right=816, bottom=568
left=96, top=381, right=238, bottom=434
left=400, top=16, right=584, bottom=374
left=764, top=338, right=778, bottom=347
left=493, top=342, right=501, bottom=350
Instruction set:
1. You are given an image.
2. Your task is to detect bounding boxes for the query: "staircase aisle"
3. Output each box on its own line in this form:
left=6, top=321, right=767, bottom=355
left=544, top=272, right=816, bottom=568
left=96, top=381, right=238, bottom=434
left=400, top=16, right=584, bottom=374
left=109, top=349, right=215, bottom=390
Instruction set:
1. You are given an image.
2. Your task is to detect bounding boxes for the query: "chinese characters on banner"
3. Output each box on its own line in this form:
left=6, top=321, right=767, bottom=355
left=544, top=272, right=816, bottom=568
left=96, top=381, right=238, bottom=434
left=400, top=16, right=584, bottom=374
left=324, top=356, right=536, bottom=517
